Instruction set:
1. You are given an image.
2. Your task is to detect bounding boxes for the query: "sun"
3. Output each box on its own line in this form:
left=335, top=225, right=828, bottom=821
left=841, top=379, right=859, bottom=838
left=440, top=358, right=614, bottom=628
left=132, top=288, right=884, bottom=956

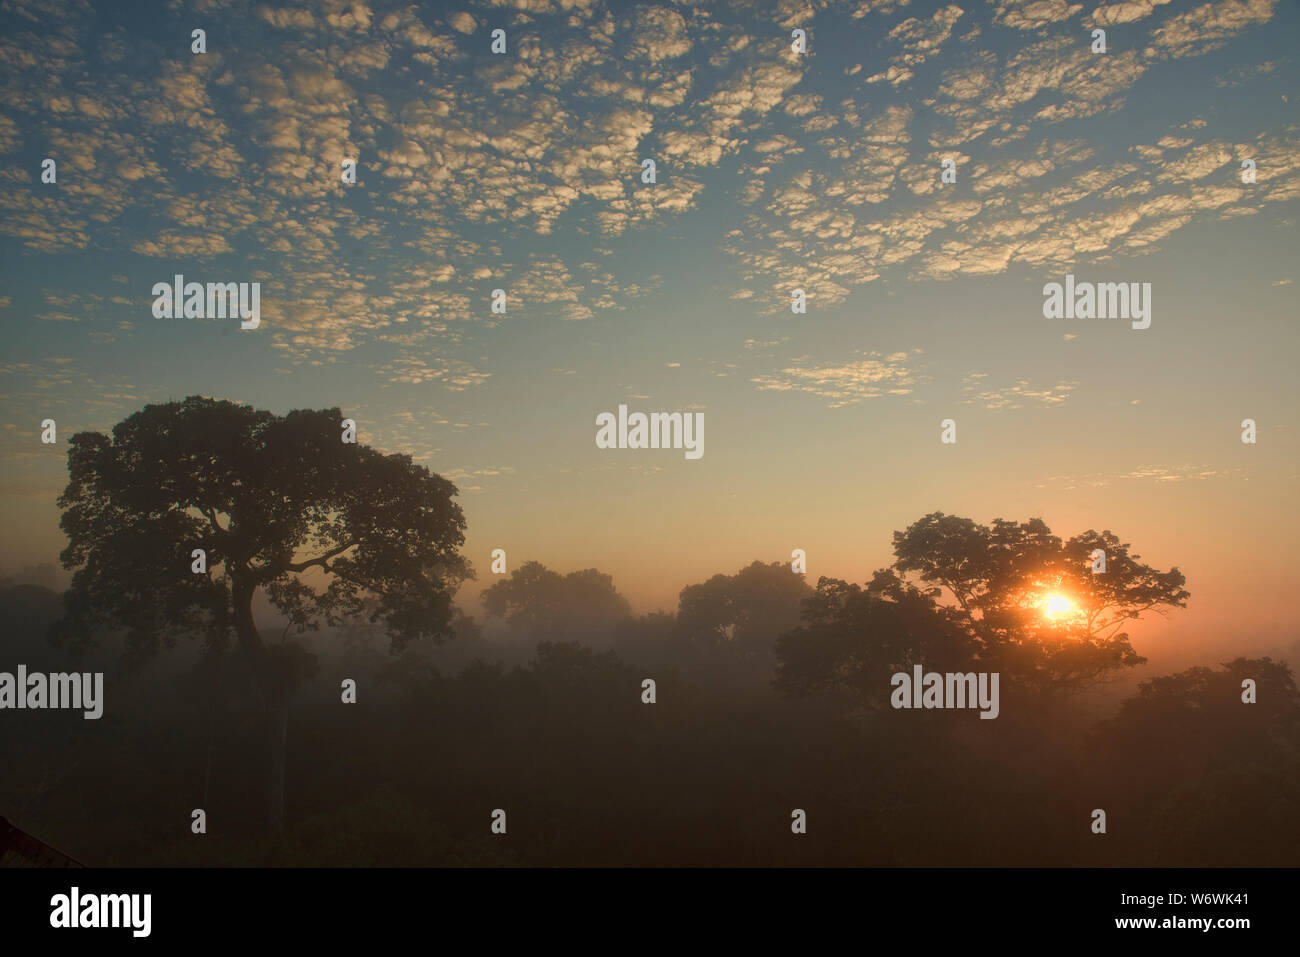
left=1040, top=591, right=1078, bottom=621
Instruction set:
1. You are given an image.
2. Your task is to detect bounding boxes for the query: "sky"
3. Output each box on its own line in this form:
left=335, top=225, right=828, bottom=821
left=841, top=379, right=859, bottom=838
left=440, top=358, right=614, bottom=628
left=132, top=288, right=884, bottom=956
left=1, top=0, right=1297, bottom=671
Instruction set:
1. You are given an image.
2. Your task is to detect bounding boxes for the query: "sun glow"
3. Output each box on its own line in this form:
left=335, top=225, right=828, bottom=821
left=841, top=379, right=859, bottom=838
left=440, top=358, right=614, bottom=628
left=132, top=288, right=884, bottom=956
left=1039, top=591, right=1078, bottom=621
left=1024, top=587, right=1086, bottom=624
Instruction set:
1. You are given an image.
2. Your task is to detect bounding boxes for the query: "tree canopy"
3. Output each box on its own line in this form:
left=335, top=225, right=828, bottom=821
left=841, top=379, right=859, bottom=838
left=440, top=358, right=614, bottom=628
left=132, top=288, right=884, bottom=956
left=676, top=560, right=812, bottom=656
left=52, top=396, right=471, bottom=665
left=777, top=512, right=1190, bottom=702
left=481, top=560, right=630, bottom=641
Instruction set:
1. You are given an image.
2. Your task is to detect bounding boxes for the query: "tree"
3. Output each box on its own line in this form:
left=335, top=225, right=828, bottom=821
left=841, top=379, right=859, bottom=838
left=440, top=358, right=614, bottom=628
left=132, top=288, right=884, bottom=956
left=481, top=560, right=630, bottom=642
left=1091, top=657, right=1300, bottom=863
left=774, top=569, right=976, bottom=705
left=1097, top=657, right=1300, bottom=775
left=674, top=560, right=813, bottom=687
left=776, top=513, right=1189, bottom=706
left=891, top=513, right=1189, bottom=693
left=677, top=560, right=812, bottom=653
left=51, top=396, right=471, bottom=835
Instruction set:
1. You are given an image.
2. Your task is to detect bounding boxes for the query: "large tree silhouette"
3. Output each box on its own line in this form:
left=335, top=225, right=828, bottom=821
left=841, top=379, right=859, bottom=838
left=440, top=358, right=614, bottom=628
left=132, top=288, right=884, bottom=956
left=892, top=513, right=1189, bottom=692
left=777, top=512, right=1190, bottom=705
left=51, top=396, right=471, bottom=835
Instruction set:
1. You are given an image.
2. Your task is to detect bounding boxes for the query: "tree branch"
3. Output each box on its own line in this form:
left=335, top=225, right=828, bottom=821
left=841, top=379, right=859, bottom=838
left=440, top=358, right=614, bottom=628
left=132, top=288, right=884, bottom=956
left=286, top=541, right=357, bottom=574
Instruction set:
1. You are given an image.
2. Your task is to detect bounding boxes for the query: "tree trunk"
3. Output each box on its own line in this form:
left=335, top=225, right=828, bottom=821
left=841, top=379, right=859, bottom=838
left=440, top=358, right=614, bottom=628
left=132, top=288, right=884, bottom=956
left=232, top=574, right=288, bottom=841
left=231, top=577, right=264, bottom=657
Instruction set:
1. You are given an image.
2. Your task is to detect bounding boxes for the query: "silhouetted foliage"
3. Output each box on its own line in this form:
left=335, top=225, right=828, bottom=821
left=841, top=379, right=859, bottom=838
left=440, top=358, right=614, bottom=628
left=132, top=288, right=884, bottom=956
left=774, top=569, right=976, bottom=705
left=776, top=513, right=1190, bottom=704
left=1090, top=657, right=1300, bottom=864
left=482, top=560, right=630, bottom=641
left=47, top=396, right=472, bottom=834
left=53, top=396, right=471, bottom=665
left=7, top=493, right=1290, bottom=867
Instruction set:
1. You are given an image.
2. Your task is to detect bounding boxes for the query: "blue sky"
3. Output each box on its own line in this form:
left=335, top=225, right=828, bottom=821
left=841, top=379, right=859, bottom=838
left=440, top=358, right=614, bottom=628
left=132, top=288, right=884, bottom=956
left=1, top=0, right=1297, bottom=666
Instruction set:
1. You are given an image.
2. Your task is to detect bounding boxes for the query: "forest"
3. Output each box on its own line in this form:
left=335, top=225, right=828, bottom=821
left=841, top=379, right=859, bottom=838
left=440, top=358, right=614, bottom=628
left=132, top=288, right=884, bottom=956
left=1, top=397, right=1297, bottom=867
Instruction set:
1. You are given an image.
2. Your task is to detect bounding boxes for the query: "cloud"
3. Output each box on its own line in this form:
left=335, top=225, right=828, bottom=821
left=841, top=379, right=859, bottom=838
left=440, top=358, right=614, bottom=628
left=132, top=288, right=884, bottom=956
left=624, top=6, right=690, bottom=62
left=887, top=4, right=964, bottom=68
left=1033, top=464, right=1233, bottom=489
left=1089, top=0, right=1172, bottom=26
left=993, top=0, right=1084, bottom=30
left=448, top=11, right=477, bottom=34
left=0, top=0, right=1290, bottom=380
left=961, top=375, right=1078, bottom=409
left=751, top=351, right=923, bottom=407
left=1144, top=0, right=1277, bottom=61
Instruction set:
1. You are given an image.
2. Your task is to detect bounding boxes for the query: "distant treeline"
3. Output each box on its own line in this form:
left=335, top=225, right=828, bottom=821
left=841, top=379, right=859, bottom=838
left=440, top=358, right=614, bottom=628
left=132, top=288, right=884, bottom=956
left=2, top=554, right=1297, bottom=867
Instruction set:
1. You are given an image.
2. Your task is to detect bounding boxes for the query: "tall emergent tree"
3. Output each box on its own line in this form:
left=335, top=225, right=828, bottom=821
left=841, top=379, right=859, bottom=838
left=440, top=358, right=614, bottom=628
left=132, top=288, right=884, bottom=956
left=52, top=396, right=471, bottom=835
left=776, top=512, right=1190, bottom=706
